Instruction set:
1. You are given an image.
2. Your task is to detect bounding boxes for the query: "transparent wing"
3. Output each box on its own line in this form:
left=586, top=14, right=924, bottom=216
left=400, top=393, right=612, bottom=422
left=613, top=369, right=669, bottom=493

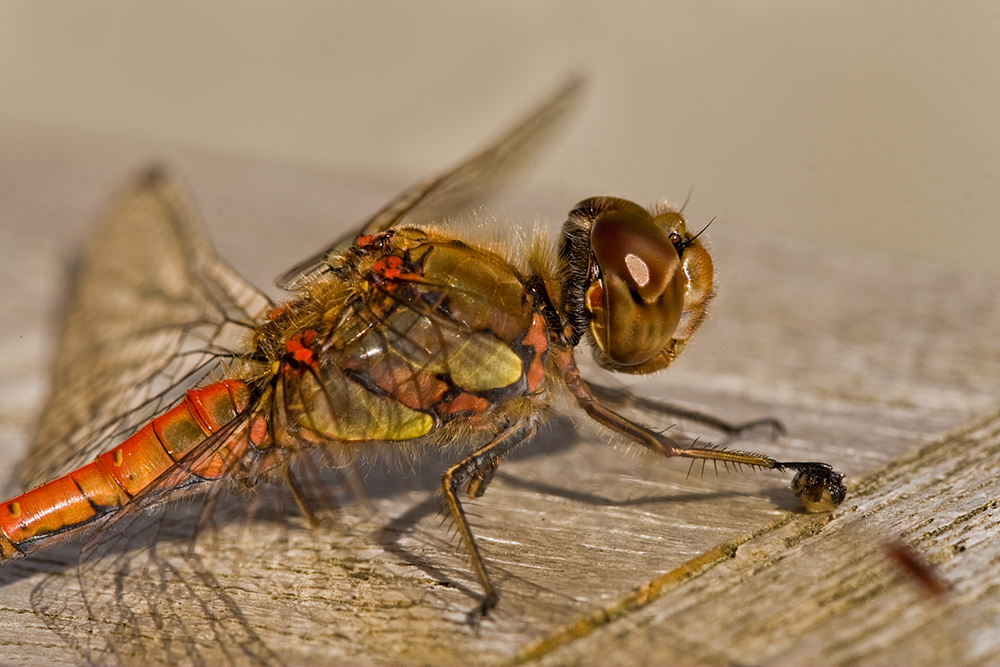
left=276, top=76, right=585, bottom=290
left=18, top=168, right=273, bottom=488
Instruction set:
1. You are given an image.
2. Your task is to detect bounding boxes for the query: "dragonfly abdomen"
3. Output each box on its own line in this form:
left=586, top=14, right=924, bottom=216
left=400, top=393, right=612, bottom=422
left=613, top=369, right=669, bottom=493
left=0, top=381, right=250, bottom=560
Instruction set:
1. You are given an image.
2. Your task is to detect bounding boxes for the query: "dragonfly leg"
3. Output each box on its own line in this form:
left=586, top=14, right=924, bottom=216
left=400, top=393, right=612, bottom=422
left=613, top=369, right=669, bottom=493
left=441, top=418, right=539, bottom=616
left=557, top=354, right=846, bottom=512
left=586, top=380, right=785, bottom=440
left=284, top=466, right=325, bottom=529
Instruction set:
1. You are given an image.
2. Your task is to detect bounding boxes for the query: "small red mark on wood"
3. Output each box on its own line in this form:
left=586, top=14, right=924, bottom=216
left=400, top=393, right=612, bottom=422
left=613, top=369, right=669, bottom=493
left=885, top=541, right=947, bottom=599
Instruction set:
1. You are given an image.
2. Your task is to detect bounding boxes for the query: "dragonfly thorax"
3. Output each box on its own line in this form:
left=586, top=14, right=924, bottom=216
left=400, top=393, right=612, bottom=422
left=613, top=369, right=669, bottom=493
left=259, top=228, right=554, bottom=445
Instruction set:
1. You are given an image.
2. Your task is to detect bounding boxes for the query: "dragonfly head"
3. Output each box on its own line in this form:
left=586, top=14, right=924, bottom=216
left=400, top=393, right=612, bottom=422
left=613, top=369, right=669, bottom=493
left=559, top=197, right=715, bottom=374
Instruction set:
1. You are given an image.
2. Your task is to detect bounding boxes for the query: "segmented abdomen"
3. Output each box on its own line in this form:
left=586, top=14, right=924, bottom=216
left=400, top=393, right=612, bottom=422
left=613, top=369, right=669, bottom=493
left=0, top=381, right=250, bottom=560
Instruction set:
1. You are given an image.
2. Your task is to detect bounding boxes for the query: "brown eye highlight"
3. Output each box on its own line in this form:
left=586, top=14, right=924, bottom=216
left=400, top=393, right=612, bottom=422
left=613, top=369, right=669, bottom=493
left=588, top=209, right=685, bottom=365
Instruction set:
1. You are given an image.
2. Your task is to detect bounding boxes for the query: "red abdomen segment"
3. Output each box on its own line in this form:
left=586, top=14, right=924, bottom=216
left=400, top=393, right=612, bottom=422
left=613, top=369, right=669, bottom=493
left=0, top=381, right=251, bottom=560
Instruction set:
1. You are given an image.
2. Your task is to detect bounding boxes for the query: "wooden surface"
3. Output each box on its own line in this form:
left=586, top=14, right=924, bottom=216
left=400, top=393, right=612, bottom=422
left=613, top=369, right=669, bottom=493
left=1, top=125, right=999, bottom=666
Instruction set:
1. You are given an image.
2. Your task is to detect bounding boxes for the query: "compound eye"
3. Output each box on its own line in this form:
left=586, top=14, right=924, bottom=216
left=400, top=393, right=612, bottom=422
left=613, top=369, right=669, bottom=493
left=586, top=209, right=685, bottom=365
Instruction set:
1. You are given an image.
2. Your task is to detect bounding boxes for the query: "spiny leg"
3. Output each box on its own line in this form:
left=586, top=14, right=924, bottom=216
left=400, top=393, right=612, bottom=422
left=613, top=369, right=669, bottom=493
left=562, top=364, right=846, bottom=512
left=586, top=380, right=784, bottom=440
left=441, top=418, right=539, bottom=615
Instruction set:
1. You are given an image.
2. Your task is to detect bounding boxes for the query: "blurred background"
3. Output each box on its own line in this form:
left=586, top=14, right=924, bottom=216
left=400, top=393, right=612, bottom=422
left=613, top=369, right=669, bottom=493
left=0, top=0, right=997, bottom=275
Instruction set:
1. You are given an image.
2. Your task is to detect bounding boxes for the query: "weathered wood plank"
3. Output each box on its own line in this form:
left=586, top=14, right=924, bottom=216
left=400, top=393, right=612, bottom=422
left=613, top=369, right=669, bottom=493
left=523, top=409, right=1000, bottom=666
left=1, top=125, right=998, bottom=666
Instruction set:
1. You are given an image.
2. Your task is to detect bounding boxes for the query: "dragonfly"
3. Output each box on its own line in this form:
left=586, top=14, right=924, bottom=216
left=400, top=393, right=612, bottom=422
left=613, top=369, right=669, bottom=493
left=0, top=79, right=845, bottom=616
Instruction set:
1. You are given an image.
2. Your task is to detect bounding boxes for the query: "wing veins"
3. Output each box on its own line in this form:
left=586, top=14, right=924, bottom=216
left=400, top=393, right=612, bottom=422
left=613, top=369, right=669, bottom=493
left=276, top=77, right=584, bottom=290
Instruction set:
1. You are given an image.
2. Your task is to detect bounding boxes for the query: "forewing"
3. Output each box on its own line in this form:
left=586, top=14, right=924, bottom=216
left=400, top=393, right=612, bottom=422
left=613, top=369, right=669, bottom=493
left=18, top=168, right=272, bottom=488
left=276, top=76, right=585, bottom=290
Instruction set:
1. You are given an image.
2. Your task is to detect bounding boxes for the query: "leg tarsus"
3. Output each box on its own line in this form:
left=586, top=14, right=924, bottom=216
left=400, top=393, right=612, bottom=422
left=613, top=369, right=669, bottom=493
left=479, top=590, right=499, bottom=617
left=726, top=416, right=786, bottom=440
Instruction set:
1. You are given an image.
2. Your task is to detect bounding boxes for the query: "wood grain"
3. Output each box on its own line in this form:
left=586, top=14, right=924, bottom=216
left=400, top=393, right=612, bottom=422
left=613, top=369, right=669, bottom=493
left=1, top=125, right=998, bottom=666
